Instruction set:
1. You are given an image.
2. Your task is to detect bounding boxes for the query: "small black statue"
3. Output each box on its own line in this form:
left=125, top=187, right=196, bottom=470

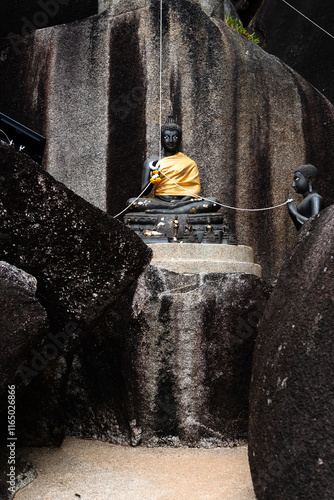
left=126, top=109, right=219, bottom=214
left=288, top=164, right=324, bottom=230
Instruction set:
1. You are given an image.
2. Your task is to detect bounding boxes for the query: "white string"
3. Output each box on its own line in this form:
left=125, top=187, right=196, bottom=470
left=114, top=174, right=292, bottom=217
left=113, top=182, right=151, bottom=218
left=114, top=0, right=293, bottom=218
left=160, top=171, right=292, bottom=211
left=280, top=0, right=334, bottom=40
left=159, top=0, right=163, bottom=160
left=0, top=129, right=13, bottom=145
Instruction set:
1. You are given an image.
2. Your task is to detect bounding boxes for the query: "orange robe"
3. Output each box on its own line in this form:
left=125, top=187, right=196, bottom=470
left=153, top=152, right=201, bottom=197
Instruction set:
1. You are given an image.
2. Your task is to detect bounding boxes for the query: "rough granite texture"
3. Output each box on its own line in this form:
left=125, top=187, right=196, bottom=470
left=0, top=0, right=333, bottom=281
left=148, top=242, right=262, bottom=275
left=0, top=262, right=49, bottom=409
left=0, top=140, right=152, bottom=330
left=100, top=0, right=238, bottom=18
left=248, top=205, right=334, bottom=499
left=0, top=140, right=152, bottom=446
left=249, top=0, right=334, bottom=105
left=66, top=265, right=271, bottom=446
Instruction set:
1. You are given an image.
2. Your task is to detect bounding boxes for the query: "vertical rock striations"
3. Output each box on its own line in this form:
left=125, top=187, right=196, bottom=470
left=66, top=265, right=271, bottom=446
left=0, top=0, right=334, bottom=280
left=249, top=205, right=334, bottom=499
left=0, top=140, right=152, bottom=445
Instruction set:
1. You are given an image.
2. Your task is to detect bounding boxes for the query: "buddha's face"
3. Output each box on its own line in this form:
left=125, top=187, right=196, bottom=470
left=293, top=171, right=308, bottom=194
left=162, top=129, right=181, bottom=154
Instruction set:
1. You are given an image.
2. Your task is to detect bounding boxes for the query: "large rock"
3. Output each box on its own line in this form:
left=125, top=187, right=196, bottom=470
left=1, top=0, right=334, bottom=282
left=249, top=0, right=334, bottom=105
left=0, top=140, right=152, bottom=330
left=0, top=140, right=152, bottom=445
left=0, top=262, right=43, bottom=498
left=99, top=0, right=238, bottom=19
left=0, top=262, right=49, bottom=408
left=66, top=265, right=271, bottom=446
left=0, top=449, right=36, bottom=500
left=248, top=206, right=334, bottom=499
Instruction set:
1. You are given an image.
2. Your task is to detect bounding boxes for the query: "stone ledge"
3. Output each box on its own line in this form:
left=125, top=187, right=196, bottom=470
left=147, top=243, right=262, bottom=276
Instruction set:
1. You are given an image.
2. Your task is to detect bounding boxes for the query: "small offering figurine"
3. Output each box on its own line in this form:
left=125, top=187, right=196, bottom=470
left=288, top=164, right=324, bottom=230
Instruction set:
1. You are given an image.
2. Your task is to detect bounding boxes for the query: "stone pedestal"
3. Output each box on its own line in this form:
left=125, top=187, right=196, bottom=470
left=148, top=243, right=262, bottom=276
left=66, top=265, right=271, bottom=447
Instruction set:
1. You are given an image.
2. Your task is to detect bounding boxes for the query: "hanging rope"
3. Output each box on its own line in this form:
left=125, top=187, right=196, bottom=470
left=113, top=182, right=151, bottom=218
left=160, top=171, right=293, bottom=212
left=159, top=0, right=163, bottom=160
left=0, top=129, right=13, bottom=145
left=280, top=0, right=334, bottom=40
left=112, top=0, right=293, bottom=218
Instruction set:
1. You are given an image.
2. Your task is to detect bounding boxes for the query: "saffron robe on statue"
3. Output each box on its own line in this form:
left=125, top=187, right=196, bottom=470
left=153, top=152, right=201, bottom=198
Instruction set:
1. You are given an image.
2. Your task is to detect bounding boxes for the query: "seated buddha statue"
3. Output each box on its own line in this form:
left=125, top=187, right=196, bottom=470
left=288, top=164, right=324, bottom=230
left=126, top=110, right=220, bottom=214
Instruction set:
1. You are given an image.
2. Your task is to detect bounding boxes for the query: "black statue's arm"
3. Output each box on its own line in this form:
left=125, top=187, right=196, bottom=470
left=288, top=200, right=308, bottom=224
left=141, top=157, right=159, bottom=194
left=288, top=195, right=324, bottom=230
left=309, top=194, right=324, bottom=217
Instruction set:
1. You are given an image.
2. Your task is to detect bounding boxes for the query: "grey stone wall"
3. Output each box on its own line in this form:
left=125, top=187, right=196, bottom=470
left=66, top=265, right=272, bottom=447
left=0, top=0, right=333, bottom=280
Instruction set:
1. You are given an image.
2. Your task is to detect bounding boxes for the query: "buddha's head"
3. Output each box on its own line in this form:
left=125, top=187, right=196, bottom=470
left=161, top=109, right=182, bottom=155
left=293, top=164, right=318, bottom=194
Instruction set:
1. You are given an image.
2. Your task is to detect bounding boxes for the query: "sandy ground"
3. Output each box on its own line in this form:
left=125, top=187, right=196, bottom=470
left=14, top=436, right=255, bottom=500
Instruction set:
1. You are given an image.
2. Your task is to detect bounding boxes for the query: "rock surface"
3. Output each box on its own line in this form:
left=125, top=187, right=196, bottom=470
left=0, top=449, right=36, bottom=500
left=248, top=205, right=334, bottom=499
left=66, top=265, right=271, bottom=446
left=249, top=0, right=334, bottom=105
left=1, top=0, right=334, bottom=281
left=0, top=140, right=152, bottom=446
left=0, top=139, right=152, bottom=330
left=0, top=261, right=48, bottom=408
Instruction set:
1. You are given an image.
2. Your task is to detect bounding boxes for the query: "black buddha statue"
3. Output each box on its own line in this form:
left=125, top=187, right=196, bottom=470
left=124, top=109, right=236, bottom=244
left=126, top=109, right=220, bottom=214
left=288, top=164, right=324, bottom=230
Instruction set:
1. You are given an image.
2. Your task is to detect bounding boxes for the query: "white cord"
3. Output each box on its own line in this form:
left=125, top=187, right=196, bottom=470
left=280, top=0, right=334, bottom=40
left=114, top=0, right=294, bottom=218
left=160, top=171, right=293, bottom=211
left=159, top=0, right=163, bottom=160
left=114, top=171, right=292, bottom=217
left=0, top=129, right=13, bottom=145
left=113, top=182, right=151, bottom=218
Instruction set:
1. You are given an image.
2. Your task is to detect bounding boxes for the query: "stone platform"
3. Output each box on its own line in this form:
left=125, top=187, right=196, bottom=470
left=147, top=243, right=262, bottom=276
left=124, top=212, right=237, bottom=244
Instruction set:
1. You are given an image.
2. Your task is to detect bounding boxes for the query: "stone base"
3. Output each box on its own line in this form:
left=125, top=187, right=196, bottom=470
left=66, top=265, right=272, bottom=447
left=148, top=243, right=262, bottom=277
left=124, top=212, right=237, bottom=244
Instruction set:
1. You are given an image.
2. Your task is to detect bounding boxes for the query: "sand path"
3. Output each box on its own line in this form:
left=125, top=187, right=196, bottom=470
left=15, top=436, right=255, bottom=500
